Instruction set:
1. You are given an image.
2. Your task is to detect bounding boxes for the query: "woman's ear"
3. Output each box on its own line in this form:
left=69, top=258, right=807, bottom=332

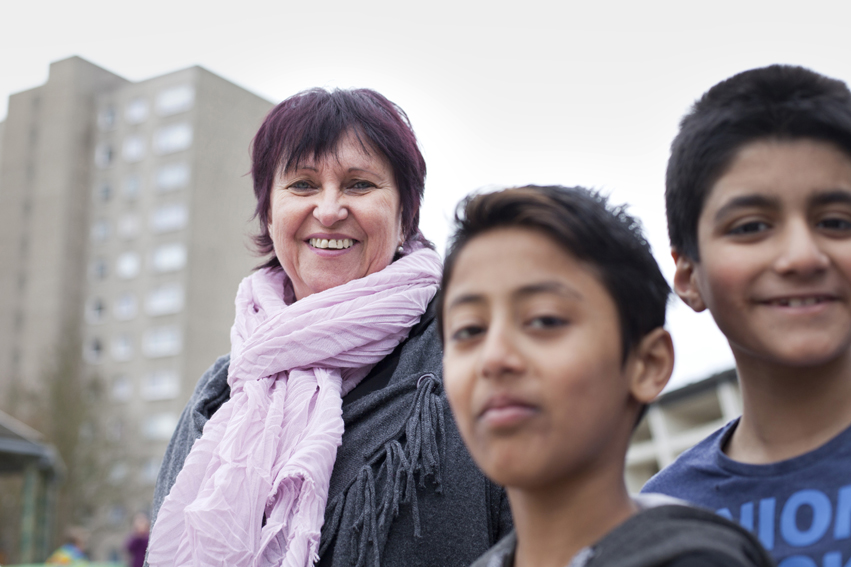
left=672, top=250, right=707, bottom=313
left=628, top=327, right=674, bottom=405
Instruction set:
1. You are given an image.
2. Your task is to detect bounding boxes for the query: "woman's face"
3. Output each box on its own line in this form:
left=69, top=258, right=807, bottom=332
left=268, top=131, right=403, bottom=300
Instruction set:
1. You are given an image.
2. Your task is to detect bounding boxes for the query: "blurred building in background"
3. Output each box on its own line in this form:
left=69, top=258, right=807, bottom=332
left=626, top=369, right=741, bottom=492
left=0, top=56, right=272, bottom=561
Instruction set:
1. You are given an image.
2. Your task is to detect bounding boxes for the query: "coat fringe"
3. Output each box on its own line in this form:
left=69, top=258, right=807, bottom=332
left=319, top=374, right=445, bottom=567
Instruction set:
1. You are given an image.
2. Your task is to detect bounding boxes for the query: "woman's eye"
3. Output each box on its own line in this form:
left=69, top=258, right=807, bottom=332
left=349, top=180, right=376, bottom=191
left=728, top=220, right=769, bottom=236
left=451, top=325, right=485, bottom=342
left=527, top=316, right=567, bottom=330
left=288, top=180, right=314, bottom=191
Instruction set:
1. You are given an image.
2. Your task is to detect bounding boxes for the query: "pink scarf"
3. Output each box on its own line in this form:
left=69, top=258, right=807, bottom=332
left=147, top=247, right=442, bottom=567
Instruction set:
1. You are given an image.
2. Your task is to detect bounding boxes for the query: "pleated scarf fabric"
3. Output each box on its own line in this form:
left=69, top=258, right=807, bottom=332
left=147, top=246, right=442, bottom=567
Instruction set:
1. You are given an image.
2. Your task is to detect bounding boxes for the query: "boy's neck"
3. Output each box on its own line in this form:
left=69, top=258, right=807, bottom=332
left=508, top=465, right=636, bottom=567
left=727, top=349, right=851, bottom=464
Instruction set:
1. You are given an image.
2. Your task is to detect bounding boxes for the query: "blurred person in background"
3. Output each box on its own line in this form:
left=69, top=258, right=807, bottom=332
left=126, top=513, right=149, bottom=567
left=45, top=526, right=88, bottom=564
left=145, top=88, right=512, bottom=567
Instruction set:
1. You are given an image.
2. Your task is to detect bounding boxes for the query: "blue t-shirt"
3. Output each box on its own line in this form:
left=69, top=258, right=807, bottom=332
left=642, top=419, right=851, bottom=567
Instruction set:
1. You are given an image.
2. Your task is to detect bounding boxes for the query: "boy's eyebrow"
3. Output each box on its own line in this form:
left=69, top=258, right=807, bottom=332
left=515, top=281, right=583, bottom=300
left=446, top=282, right=583, bottom=311
left=447, top=293, right=486, bottom=311
left=810, top=190, right=851, bottom=207
left=714, top=195, right=779, bottom=222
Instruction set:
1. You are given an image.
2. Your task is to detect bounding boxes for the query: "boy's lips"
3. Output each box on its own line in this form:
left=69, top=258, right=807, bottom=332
left=755, top=292, right=841, bottom=312
left=478, top=393, right=539, bottom=429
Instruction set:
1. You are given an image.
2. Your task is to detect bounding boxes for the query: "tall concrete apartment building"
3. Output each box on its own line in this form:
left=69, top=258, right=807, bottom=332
left=0, top=56, right=272, bottom=559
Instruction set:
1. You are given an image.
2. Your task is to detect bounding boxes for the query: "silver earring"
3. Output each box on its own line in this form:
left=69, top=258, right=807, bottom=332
left=397, top=245, right=404, bottom=253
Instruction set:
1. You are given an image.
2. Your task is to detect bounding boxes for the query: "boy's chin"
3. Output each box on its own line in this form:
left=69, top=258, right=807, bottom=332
left=475, top=453, right=591, bottom=493
left=734, top=339, right=851, bottom=369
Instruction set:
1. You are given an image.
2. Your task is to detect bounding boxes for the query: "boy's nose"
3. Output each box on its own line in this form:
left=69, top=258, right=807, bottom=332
left=313, top=189, right=348, bottom=226
left=773, top=220, right=829, bottom=276
left=478, top=324, right=526, bottom=380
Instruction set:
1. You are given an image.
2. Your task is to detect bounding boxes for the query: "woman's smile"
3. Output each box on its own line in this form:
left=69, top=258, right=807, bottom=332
left=308, top=236, right=355, bottom=250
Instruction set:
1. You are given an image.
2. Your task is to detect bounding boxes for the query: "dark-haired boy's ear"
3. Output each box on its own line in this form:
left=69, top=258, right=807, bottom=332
left=628, top=328, right=674, bottom=404
left=671, top=250, right=707, bottom=312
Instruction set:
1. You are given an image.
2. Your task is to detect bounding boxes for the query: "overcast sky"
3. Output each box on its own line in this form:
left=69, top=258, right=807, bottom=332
left=3, top=0, right=850, bottom=388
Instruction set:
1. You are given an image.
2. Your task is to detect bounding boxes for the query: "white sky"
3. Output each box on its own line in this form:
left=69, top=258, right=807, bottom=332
left=2, top=0, right=850, bottom=389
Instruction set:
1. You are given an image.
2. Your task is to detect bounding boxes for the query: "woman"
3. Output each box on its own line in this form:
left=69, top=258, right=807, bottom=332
left=146, top=89, right=512, bottom=567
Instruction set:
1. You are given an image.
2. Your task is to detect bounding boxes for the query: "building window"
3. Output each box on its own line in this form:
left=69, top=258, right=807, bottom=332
left=150, top=204, right=188, bottom=233
left=123, top=174, right=142, bottom=200
left=114, top=292, right=138, bottom=321
left=122, top=135, right=146, bottom=163
left=90, top=258, right=108, bottom=280
left=146, top=283, right=184, bottom=316
left=86, top=297, right=106, bottom=324
left=151, top=243, right=187, bottom=273
left=155, top=163, right=190, bottom=191
left=111, top=334, right=134, bottom=362
left=95, top=182, right=113, bottom=203
left=141, top=458, right=162, bottom=484
left=116, top=251, right=141, bottom=279
left=111, top=374, right=132, bottom=402
left=98, top=106, right=117, bottom=131
left=143, top=326, right=182, bottom=358
left=156, top=85, right=195, bottom=116
left=125, top=98, right=149, bottom=124
left=95, top=143, right=114, bottom=168
left=84, top=338, right=103, bottom=364
left=117, top=213, right=140, bottom=240
left=142, top=369, right=180, bottom=400
left=153, top=123, right=192, bottom=155
left=90, top=219, right=110, bottom=242
left=142, top=414, right=178, bottom=441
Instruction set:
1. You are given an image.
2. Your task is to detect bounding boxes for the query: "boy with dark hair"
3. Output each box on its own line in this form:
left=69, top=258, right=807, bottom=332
left=440, top=185, right=773, bottom=567
left=643, top=65, right=851, bottom=566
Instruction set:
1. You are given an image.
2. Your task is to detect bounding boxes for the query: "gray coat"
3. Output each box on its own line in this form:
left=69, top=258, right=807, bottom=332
left=148, top=305, right=513, bottom=567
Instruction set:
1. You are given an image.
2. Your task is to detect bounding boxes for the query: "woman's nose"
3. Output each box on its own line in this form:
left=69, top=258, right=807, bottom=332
left=313, top=189, right=348, bottom=226
left=478, top=323, right=525, bottom=380
left=773, top=219, right=830, bottom=277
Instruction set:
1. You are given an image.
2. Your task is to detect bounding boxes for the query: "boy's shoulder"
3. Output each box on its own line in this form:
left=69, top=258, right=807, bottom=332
left=642, top=418, right=851, bottom=565
left=589, top=504, right=774, bottom=567
left=641, top=419, right=735, bottom=501
left=467, top=503, right=773, bottom=567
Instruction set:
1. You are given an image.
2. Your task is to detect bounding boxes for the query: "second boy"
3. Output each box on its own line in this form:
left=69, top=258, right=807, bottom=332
left=644, top=65, right=851, bottom=567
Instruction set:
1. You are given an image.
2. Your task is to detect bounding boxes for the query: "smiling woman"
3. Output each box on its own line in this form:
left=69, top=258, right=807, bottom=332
left=145, top=88, right=512, bottom=567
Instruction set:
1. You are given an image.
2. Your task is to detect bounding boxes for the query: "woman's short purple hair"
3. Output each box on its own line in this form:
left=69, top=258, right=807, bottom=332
left=251, top=88, right=428, bottom=269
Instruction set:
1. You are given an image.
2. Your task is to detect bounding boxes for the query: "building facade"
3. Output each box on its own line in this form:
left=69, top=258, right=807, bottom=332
left=0, top=56, right=272, bottom=560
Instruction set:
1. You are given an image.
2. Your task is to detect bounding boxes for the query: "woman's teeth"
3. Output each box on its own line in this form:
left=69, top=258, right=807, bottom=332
left=309, top=238, right=353, bottom=250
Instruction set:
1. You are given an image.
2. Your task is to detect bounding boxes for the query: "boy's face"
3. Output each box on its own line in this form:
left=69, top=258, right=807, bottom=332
left=442, top=228, right=648, bottom=489
left=676, top=139, right=851, bottom=369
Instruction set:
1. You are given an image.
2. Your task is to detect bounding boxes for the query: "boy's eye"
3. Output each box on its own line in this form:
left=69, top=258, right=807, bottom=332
left=451, top=325, right=485, bottom=342
left=818, top=216, right=851, bottom=231
left=727, top=220, right=769, bottom=236
left=527, top=315, right=568, bottom=330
